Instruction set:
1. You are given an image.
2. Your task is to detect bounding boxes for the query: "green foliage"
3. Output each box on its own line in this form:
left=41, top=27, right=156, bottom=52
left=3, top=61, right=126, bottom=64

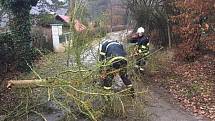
left=0, top=32, right=41, bottom=72
left=0, top=0, right=38, bottom=10
left=0, top=32, right=12, bottom=43
left=0, top=0, right=39, bottom=71
left=0, top=32, right=14, bottom=63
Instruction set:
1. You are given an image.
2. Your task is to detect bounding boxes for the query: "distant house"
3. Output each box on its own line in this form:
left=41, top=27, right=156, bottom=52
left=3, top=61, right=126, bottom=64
left=55, top=15, right=70, bottom=23
left=31, top=14, right=70, bottom=51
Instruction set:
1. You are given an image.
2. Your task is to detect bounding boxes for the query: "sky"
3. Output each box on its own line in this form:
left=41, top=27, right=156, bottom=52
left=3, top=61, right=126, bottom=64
left=46, top=0, right=66, bottom=5
left=31, top=0, right=68, bottom=15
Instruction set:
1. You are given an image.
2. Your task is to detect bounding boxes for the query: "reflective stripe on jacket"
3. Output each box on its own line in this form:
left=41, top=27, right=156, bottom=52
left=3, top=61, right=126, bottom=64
left=138, top=44, right=149, bottom=56
left=99, top=40, right=127, bottom=61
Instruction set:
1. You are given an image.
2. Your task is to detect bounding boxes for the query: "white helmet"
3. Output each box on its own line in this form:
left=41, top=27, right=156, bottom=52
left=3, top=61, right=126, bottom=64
left=137, top=27, right=145, bottom=33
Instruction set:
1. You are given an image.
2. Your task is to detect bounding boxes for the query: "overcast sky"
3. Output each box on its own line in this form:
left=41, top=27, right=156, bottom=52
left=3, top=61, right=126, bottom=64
left=46, top=0, right=66, bottom=5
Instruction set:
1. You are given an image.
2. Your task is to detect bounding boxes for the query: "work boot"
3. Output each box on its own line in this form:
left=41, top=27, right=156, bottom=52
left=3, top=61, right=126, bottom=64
left=139, top=67, right=144, bottom=71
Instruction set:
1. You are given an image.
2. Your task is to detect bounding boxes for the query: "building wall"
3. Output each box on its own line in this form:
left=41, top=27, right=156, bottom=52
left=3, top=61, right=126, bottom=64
left=31, top=26, right=53, bottom=50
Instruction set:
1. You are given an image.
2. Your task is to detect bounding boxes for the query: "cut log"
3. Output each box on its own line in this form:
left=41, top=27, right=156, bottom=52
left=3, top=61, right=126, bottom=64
left=7, top=79, right=47, bottom=89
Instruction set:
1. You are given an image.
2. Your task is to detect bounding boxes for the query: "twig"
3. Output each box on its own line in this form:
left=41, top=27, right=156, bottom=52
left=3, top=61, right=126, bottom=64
left=52, top=93, right=71, bottom=113
left=26, top=61, right=42, bottom=80
left=47, top=87, right=51, bottom=101
left=129, top=47, right=164, bottom=63
left=4, top=101, right=23, bottom=119
left=25, top=90, right=29, bottom=120
left=4, top=101, right=48, bottom=121
left=118, top=96, right=125, bottom=116
left=31, top=110, right=47, bottom=121
left=58, top=69, right=92, bottom=75
left=60, top=88, right=97, bottom=121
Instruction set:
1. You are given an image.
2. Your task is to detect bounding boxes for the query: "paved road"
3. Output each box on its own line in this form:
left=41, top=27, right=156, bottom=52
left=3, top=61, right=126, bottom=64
left=144, top=85, right=208, bottom=121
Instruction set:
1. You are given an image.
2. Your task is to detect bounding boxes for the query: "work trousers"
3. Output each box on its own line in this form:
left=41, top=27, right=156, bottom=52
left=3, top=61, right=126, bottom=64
left=102, top=59, right=132, bottom=88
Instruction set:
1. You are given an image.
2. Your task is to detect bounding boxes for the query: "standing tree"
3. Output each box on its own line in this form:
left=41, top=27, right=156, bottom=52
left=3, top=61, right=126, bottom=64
left=0, top=0, right=39, bottom=71
left=169, top=0, right=214, bottom=61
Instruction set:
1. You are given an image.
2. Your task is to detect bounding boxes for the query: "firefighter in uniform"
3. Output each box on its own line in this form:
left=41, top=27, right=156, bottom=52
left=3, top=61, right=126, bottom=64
left=128, top=27, right=150, bottom=71
left=99, top=39, right=134, bottom=92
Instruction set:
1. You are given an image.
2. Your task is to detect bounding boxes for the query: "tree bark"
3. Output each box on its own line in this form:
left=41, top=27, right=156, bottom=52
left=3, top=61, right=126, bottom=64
left=110, top=0, right=113, bottom=32
left=167, top=20, right=171, bottom=48
left=7, top=79, right=47, bottom=89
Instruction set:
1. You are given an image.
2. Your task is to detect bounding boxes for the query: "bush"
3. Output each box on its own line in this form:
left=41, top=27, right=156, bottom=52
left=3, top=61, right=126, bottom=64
left=0, top=33, right=13, bottom=60
left=170, top=0, right=214, bottom=61
left=0, top=32, right=14, bottom=73
left=0, top=32, right=44, bottom=73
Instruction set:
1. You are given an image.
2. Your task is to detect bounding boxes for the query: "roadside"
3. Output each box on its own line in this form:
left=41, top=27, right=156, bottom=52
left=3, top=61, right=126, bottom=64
left=145, top=49, right=214, bottom=121
left=139, top=73, right=210, bottom=121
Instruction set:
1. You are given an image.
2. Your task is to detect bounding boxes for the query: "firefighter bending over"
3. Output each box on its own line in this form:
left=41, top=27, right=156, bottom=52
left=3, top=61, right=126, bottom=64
left=99, top=39, right=134, bottom=94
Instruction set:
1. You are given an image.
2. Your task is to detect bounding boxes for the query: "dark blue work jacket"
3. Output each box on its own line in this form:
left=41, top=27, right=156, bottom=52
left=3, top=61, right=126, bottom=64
left=129, top=36, right=149, bottom=46
left=99, top=40, right=127, bottom=62
left=129, top=35, right=150, bottom=56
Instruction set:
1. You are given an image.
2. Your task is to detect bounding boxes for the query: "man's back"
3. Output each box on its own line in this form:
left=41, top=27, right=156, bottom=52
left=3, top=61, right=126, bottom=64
left=100, top=40, right=127, bottom=61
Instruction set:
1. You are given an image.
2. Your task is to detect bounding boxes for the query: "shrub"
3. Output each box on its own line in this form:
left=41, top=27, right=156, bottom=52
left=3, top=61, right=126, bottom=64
left=0, top=32, right=13, bottom=72
left=170, top=0, right=214, bottom=61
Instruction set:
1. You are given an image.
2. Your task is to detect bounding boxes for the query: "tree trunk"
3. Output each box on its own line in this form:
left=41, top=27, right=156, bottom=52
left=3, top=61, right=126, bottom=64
left=110, top=0, right=113, bottom=32
left=7, top=80, right=47, bottom=89
left=125, top=7, right=130, bottom=32
left=167, top=20, right=172, bottom=48
left=9, top=3, right=33, bottom=71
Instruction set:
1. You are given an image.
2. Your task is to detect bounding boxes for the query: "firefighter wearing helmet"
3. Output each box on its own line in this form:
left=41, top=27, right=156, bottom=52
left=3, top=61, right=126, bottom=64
left=128, top=27, right=150, bottom=71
